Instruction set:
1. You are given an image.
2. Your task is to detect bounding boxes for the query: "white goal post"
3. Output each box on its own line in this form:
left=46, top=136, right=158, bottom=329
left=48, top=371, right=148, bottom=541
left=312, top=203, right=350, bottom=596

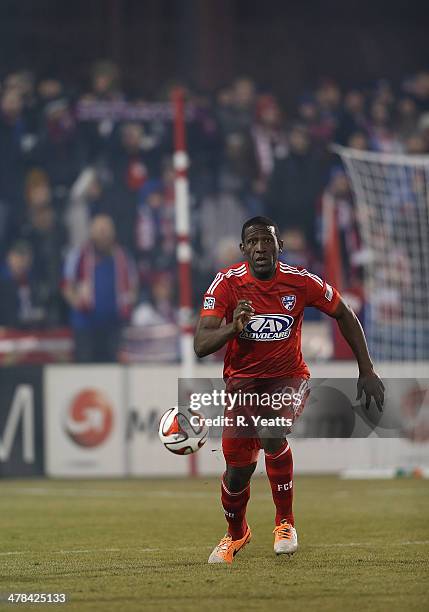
left=332, top=145, right=429, bottom=361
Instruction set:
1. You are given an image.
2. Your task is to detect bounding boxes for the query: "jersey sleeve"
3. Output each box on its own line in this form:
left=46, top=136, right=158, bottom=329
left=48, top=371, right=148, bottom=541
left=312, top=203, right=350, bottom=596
left=305, top=271, right=341, bottom=315
left=199, top=272, right=230, bottom=319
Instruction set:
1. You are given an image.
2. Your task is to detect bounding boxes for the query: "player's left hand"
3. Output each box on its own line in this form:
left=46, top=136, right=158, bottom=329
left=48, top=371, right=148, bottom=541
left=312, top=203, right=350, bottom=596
left=357, top=372, right=385, bottom=412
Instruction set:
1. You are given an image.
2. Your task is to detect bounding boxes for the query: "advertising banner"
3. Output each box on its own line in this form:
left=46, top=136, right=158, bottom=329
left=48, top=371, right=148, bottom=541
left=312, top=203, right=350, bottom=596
left=0, top=367, right=44, bottom=476
left=15, top=361, right=425, bottom=478
left=44, top=366, right=126, bottom=477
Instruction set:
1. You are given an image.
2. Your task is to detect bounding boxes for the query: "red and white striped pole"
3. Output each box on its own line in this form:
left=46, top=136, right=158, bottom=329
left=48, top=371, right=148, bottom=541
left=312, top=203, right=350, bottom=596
left=172, top=88, right=195, bottom=376
left=172, top=88, right=197, bottom=476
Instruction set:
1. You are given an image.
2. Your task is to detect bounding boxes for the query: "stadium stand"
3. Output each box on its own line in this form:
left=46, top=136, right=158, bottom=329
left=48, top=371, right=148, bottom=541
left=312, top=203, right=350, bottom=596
left=1, top=65, right=429, bottom=361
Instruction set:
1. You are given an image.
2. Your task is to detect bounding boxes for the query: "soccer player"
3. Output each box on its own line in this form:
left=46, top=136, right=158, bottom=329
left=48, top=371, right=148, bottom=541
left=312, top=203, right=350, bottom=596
left=194, top=216, right=384, bottom=564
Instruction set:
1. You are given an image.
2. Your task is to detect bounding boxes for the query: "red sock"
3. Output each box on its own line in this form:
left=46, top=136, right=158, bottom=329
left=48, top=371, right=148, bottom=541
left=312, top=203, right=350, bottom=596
left=264, top=441, right=294, bottom=526
left=221, top=474, right=250, bottom=540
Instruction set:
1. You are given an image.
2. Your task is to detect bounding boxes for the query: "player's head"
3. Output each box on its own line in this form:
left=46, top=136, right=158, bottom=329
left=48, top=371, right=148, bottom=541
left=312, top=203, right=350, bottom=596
left=240, top=216, right=283, bottom=279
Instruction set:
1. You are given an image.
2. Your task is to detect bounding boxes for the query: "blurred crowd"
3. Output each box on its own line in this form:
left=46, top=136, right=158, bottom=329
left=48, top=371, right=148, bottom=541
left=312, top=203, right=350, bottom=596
left=1, top=61, right=429, bottom=361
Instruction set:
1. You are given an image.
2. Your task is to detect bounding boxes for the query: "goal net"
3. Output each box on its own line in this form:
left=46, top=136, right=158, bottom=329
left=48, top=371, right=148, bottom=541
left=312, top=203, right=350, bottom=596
left=333, top=145, right=429, bottom=361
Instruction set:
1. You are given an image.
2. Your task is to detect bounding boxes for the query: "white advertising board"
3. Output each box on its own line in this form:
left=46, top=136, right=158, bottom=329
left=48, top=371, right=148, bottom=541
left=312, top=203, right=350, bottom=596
left=44, top=365, right=126, bottom=477
left=126, top=365, right=189, bottom=476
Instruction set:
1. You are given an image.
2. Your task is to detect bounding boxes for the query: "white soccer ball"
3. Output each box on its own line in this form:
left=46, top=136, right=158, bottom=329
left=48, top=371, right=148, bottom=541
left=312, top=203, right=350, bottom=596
left=158, top=407, right=208, bottom=455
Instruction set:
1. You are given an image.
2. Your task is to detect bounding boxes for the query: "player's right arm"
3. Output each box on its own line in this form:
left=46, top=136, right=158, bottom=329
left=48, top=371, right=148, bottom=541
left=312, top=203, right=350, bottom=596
left=194, top=300, right=254, bottom=358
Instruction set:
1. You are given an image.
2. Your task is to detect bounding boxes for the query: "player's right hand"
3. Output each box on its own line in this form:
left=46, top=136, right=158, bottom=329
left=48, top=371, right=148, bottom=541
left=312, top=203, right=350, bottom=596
left=232, top=299, right=255, bottom=333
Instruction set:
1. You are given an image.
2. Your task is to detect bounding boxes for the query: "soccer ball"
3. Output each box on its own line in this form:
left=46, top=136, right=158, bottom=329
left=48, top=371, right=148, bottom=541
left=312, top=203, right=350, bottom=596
left=158, top=407, right=208, bottom=455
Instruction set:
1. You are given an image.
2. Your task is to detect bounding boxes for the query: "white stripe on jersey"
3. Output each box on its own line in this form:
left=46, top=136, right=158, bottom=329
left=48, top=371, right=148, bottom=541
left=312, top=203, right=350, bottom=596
left=279, top=263, right=324, bottom=287
left=206, top=264, right=246, bottom=295
left=207, top=272, right=223, bottom=294
left=209, top=267, right=247, bottom=295
left=280, top=264, right=323, bottom=286
left=226, top=265, right=246, bottom=277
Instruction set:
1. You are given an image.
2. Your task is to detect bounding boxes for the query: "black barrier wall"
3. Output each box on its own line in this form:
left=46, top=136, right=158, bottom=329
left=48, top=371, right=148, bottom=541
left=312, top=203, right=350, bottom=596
left=0, top=367, right=44, bottom=476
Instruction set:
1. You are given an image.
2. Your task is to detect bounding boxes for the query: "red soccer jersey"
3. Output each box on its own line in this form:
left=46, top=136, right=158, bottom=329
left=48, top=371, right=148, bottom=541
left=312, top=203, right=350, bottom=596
left=199, top=261, right=341, bottom=379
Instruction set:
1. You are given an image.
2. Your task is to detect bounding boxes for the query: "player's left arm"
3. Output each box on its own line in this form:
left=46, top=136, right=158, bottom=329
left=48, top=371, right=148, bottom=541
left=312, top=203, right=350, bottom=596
left=305, top=273, right=384, bottom=411
left=330, top=298, right=385, bottom=411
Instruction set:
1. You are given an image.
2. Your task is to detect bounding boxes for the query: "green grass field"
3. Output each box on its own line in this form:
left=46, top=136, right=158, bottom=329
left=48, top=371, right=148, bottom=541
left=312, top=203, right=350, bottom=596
left=0, top=476, right=428, bottom=612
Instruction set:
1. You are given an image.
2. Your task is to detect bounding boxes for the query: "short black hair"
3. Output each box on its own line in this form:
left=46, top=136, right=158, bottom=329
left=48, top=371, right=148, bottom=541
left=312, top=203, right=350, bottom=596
left=241, top=216, right=280, bottom=242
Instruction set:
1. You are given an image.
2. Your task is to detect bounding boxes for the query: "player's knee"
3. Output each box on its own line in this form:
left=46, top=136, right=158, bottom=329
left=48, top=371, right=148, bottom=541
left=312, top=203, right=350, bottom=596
left=261, top=437, right=285, bottom=455
left=224, top=463, right=256, bottom=492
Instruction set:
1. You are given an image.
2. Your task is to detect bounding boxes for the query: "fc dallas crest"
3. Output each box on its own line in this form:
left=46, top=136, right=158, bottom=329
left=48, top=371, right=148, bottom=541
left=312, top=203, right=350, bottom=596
left=281, top=295, right=296, bottom=311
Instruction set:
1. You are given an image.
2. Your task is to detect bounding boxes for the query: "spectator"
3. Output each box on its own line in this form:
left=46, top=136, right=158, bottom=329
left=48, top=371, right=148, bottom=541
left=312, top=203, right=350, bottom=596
left=135, top=176, right=176, bottom=278
left=234, top=78, right=256, bottom=111
left=24, top=168, right=56, bottom=213
left=215, top=85, right=234, bottom=136
left=20, top=203, right=66, bottom=325
left=252, top=94, right=288, bottom=188
left=373, top=79, right=395, bottom=107
left=0, top=197, right=15, bottom=258
left=368, top=229, right=412, bottom=322
left=36, top=97, right=86, bottom=197
left=418, top=113, right=429, bottom=151
left=0, top=88, right=28, bottom=218
left=219, top=129, right=266, bottom=219
left=368, top=101, right=402, bottom=153
left=396, top=96, right=419, bottom=141
left=267, top=124, right=325, bottom=245
left=410, top=70, right=429, bottom=112
left=347, top=131, right=369, bottom=150
left=196, top=190, right=247, bottom=290
left=405, top=133, right=427, bottom=154
left=5, top=71, right=35, bottom=102
left=320, top=166, right=361, bottom=288
left=218, top=131, right=259, bottom=193
left=0, top=241, right=41, bottom=327
left=37, top=78, right=64, bottom=105
left=186, top=89, right=221, bottom=189
left=62, top=214, right=138, bottom=362
left=297, top=94, right=334, bottom=149
left=214, top=236, right=242, bottom=270
left=336, top=90, right=368, bottom=145
left=86, top=60, right=123, bottom=102
left=79, top=61, right=124, bottom=160
left=132, top=271, right=176, bottom=326
left=279, top=227, right=316, bottom=271
left=23, top=168, right=68, bottom=237
left=104, top=121, right=161, bottom=250
left=297, top=94, right=318, bottom=129
left=314, top=79, right=342, bottom=140
left=217, top=77, right=256, bottom=136
left=5, top=71, right=38, bottom=132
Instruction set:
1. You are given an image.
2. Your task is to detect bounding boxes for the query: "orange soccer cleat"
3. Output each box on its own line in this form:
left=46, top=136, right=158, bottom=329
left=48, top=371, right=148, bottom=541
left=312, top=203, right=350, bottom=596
left=273, top=519, right=298, bottom=555
left=208, top=526, right=251, bottom=564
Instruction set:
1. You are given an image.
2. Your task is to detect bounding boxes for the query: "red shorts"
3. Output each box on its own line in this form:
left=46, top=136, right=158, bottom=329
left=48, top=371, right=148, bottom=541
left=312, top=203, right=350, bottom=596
left=221, top=377, right=309, bottom=467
